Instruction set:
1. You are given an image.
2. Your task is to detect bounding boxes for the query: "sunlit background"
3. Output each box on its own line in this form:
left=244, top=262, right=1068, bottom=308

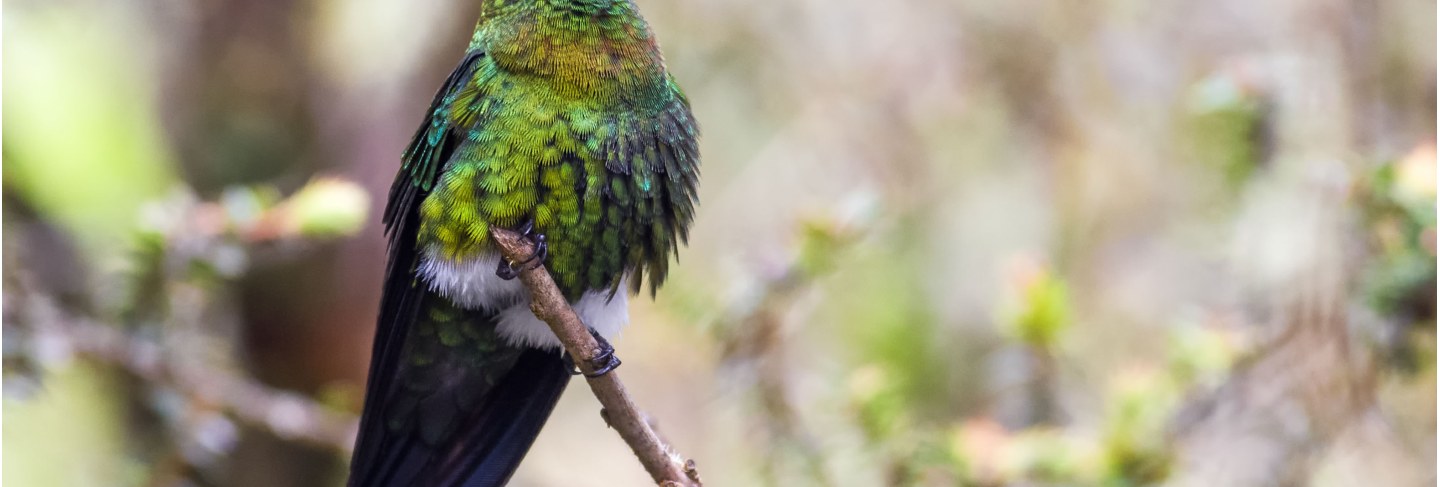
left=4, top=0, right=1436, bottom=485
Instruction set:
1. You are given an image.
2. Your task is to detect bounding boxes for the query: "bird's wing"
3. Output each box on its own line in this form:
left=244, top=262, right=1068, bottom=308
left=356, top=47, right=484, bottom=466
left=596, top=80, right=701, bottom=296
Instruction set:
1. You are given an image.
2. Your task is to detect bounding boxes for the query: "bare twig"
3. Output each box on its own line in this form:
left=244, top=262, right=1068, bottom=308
left=13, top=289, right=359, bottom=453
left=490, top=228, right=702, bottom=487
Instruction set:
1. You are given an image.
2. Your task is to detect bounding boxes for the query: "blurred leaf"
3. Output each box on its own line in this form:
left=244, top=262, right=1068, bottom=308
left=1166, top=325, right=1242, bottom=387
left=1392, top=142, right=1437, bottom=209
left=949, top=419, right=1012, bottom=484
left=1358, top=143, right=1437, bottom=329
left=1098, top=368, right=1176, bottom=485
left=849, top=364, right=911, bottom=443
left=280, top=178, right=371, bottom=239
left=830, top=237, right=953, bottom=420
left=3, top=7, right=177, bottom=259
left=1182, top=71, right=1269, bottom=193
left=999, top=256, right=1072, bottom=351
left=1003, top=428, right=1095, bottom=485
left=3, top=364, right=141, bottom=487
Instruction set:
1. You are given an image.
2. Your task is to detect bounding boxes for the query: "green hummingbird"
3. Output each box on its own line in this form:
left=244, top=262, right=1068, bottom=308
left=347, top=0, right=699, bottom=485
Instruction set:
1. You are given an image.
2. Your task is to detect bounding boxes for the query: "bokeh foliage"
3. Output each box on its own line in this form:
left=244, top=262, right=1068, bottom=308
left=4, top=0, right=1435, bottom=486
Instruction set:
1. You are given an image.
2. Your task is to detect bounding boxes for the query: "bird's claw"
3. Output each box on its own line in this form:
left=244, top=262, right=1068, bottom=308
left=564, top=330, right=622, bottom=377
left=496, top=221, right=547, bottom=280
left=584, top=331, right=622, bottom=378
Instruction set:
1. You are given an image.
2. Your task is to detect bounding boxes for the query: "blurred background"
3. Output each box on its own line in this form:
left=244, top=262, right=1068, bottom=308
left=3, top=0, right=1436, bottom=485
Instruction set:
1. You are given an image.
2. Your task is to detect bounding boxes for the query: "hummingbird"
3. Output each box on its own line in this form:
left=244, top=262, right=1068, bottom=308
left=347, top=0, right=699, bottom=485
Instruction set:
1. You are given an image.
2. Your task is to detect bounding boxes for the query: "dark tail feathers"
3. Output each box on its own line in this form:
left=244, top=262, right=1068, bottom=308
left=349, top=348, right=571, bottom=487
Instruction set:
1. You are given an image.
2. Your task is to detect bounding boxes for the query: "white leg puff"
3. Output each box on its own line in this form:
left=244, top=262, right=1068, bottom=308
left=418, top=247, right=632, bottom=350
left=496, top=291, right=630, bottom=350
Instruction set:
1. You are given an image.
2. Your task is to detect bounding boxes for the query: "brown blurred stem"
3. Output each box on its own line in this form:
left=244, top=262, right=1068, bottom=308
left=490, top=228, right=702, bottom=487
left=13, top=289, right=358, bottom=453
left=721, top=271, right=834, bottom=486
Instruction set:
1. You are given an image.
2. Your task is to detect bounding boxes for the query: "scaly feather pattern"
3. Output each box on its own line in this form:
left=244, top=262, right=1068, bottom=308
left=415, top=0, right=700, bottom=299
left=351, top=0, right=698, bottom=485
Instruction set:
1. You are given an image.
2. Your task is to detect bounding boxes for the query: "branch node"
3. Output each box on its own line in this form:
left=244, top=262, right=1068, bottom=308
left=685, top=459, right=703, bottom=482
left=600, top=407, right=615, bottom=429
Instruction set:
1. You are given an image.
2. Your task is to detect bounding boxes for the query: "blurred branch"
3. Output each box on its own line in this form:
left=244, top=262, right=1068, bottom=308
left=997, top=256, right=1073, bottom=427
left=1168, top=179, right=1378, bottom=486
left=10, top=277, right=359, bottom=452
left=712, top=213, right=872, bottom=486
left=4, top=178, right=371, bottom=486
left=490, top=228, right=702, bottom=487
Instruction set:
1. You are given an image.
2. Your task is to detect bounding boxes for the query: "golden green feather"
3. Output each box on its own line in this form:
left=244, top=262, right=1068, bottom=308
left=399, top=0, right=699, bottom=299
left=354, top=2, right=696, bottom=484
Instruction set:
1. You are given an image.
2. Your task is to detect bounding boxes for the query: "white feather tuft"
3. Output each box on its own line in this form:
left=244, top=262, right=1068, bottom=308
left=496, top=291, right=629, bottom=350
left=416, top=248, right=526, bottom=311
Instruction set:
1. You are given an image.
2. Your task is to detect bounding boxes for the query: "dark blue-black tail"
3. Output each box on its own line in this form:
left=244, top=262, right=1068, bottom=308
left=448, top=349, right=570, bottom=486
left=348, top=315, right=571, bottom=487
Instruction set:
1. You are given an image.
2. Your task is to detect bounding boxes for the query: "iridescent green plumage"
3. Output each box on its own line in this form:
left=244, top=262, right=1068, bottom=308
left=352, top=1, right=698, bottom=485
left=404, top=0, right=698, bottom=297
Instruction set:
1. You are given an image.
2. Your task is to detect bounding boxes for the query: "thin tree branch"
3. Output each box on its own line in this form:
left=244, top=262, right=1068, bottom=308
left=12, top=288, right=359, bottom=453
left=490, top=227, right=702, bottom=487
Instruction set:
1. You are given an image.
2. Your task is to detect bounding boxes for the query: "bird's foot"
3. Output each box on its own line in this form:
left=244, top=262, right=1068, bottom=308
left=564, top=329, right=622, bottom=377
left=496, top=220, right=547, bottom=280
left=584, top=330, right=622, bottom=378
